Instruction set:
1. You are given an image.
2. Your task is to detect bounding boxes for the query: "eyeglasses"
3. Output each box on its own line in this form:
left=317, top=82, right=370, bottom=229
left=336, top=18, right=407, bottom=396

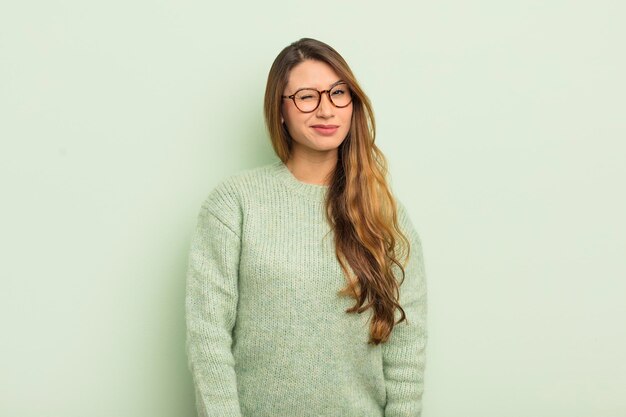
left=282, top=82, right=352, bottom=113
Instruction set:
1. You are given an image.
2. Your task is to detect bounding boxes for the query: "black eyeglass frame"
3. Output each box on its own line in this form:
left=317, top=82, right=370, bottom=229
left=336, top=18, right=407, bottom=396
left=281, top=81, right=352, bottom=113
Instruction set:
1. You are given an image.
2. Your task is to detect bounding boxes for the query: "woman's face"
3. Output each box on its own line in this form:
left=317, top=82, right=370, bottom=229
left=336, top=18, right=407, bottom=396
left=281, top=60, right=353, bottom=159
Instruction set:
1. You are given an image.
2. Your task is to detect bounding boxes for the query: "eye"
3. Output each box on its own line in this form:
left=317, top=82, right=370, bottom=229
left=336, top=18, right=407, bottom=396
left=331, top=88, right=346, bottom=96
left=296, top=90, right=318, bottom=101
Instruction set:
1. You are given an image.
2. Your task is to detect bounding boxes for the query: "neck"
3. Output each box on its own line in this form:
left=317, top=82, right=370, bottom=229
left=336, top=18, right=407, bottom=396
left=285, top=150, right=338, bottom=186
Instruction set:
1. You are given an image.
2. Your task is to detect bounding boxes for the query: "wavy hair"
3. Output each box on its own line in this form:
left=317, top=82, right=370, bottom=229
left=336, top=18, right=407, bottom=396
left=264, top=38, right=411, bottom=345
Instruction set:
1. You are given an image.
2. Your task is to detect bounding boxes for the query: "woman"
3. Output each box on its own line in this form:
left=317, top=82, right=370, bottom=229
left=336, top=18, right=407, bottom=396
left=185, top=38, right=427, bottom=417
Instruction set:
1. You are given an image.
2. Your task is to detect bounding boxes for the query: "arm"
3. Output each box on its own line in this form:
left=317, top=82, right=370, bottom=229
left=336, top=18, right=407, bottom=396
left=185, top=192, right=243, bottom=417
left=382, top=202, right=428, bottom=417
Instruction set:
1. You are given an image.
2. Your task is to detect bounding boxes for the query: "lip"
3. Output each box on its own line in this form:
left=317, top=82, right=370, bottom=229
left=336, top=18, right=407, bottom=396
left=311, top=124, right=339, bottom=136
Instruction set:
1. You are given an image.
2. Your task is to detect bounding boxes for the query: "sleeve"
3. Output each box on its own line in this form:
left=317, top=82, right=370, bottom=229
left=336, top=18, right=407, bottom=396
left=185, top=193, right=243, bottom=417
left=382, top=200, right=428, bottom=417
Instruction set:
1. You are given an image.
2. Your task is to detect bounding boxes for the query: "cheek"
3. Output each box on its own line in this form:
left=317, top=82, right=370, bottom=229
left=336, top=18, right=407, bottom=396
left=284, top=108, right=311, bottom=130
left=282, top=105, right=299, bottom=127
left=282, top=111, right=307, bottom=139
left=342, top=102, right=354, bottom=118
left=342, top=108, right=354, bottom=126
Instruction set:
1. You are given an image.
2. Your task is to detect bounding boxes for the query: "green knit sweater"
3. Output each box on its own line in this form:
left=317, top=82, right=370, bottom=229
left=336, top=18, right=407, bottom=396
left=185, top=160, right=427, bottom=417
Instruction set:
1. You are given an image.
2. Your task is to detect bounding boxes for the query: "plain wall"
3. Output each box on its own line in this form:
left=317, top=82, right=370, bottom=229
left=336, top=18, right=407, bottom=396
left=1, top=1, right=624, bottom=416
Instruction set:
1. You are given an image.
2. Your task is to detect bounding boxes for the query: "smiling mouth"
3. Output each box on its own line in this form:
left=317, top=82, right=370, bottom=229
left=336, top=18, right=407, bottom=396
left=311, top=125, right=340, bottom=136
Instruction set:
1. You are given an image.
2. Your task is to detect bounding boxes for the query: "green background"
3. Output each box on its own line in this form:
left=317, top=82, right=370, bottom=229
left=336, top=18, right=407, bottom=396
left=1, top=1, right=624, bottom=416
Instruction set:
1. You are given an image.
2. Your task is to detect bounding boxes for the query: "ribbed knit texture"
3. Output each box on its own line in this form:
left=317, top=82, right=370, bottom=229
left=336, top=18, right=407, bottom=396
left=185, top=160, right=427, bottom=417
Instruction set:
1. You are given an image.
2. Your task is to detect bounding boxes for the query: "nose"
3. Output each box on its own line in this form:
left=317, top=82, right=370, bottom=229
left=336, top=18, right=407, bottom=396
left=315, top=92, right=334, bottom=118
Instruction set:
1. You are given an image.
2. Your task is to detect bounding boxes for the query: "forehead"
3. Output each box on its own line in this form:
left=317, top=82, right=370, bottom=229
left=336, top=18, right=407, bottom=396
left=286, top=60, right=342, bottom=90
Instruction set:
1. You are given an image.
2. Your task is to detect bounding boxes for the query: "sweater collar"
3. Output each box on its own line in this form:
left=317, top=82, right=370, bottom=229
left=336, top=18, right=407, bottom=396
left=272, top=160, right=328, bottom=201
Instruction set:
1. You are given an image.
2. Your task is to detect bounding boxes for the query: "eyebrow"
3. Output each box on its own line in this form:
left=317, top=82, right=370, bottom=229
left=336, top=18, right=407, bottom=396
left=294, top=79, right=346, bottom=91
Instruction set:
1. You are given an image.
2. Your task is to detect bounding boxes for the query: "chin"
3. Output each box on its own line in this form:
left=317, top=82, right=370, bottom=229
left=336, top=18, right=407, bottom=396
left=312, top=140, right=344, bottom=152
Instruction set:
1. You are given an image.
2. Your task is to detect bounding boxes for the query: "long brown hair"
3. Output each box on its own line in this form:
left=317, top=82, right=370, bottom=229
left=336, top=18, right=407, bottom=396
left=264, top=38, right=411, bottom=345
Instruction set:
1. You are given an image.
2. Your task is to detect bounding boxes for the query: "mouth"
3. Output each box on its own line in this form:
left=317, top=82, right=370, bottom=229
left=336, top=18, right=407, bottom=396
left=311, top=124, right=339, bottom=135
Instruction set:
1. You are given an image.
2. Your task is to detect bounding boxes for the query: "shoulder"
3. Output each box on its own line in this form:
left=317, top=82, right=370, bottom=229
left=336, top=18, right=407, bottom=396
left=393, top=196, right=427, bottom=296
left=394, top=196, right=425, bottom=264
left=205, top=161, right=279, bottom=205
left=200, top=161, right=280, bottom=231
left=394, top=197, right=420, bottom=240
